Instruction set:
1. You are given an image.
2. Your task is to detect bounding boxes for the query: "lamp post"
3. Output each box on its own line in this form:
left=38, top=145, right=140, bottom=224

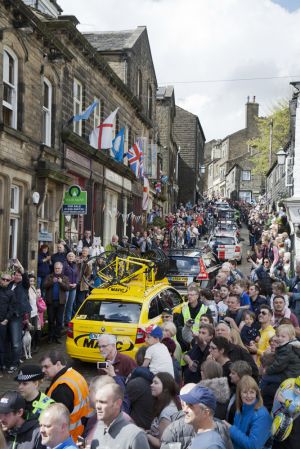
left=276, top=148, right=286, bottom=166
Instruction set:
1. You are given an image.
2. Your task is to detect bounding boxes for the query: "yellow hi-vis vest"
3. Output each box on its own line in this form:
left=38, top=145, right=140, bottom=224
left=182, top=303, right=208, bottom=332
left=47, top=368, right=93, bottom=443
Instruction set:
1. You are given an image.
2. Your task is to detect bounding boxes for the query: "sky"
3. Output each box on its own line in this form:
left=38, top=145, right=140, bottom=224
left=58, top=0, right=300, bottom=141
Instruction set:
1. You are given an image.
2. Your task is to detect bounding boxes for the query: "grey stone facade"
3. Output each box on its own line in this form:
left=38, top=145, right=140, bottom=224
left=174, top=106, right=206, bottom=205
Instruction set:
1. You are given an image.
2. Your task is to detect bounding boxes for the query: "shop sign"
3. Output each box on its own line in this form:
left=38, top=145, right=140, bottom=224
left=38, top=231, right=53, bottom=242
left=62, top=185, right=87, bottom=215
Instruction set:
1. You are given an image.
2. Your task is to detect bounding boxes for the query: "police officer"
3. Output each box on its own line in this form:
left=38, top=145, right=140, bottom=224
left=15, top=365, right=54, bottom=419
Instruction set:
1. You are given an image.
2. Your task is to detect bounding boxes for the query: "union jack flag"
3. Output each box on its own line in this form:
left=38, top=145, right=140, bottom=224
left=127, top=142, right=143, bottom=177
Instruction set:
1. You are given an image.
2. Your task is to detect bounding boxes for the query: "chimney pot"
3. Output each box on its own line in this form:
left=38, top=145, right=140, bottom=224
left=247, top=96, right=250, bottom=103
left=253, top=95, right=256, bottom=103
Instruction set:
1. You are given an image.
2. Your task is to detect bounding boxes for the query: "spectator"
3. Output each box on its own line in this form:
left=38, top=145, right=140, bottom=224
left=0, top=390, right=43, bottom=449
left=119, top=235, right=130, bottom=248
left=161, top=321, right=182, bottom=363
left=126, top=365, right=154, bottom=430
left=253, top=258, right=273, bottom=297
left=44, top=262, right=70, bottom=344
left=259, top=353, right=280, bottom=412
left=224, top=294, right=244, bottom=328
left=147, top=372, right=180, bottom=448
left=265, top=324, right=300, bottom=381
left=214, top=322, right=259, bottom=381
left=0, top=428, right=6, bottom=449
left=247, top=284, right=269, bottom=317
left=37, top=244, right=51, bottom=290
left=63, top=252, right=79, bottom=326
left=15, top=365, right=54, bottom=418
left=0, top=273, right=15, bottom=377
left=182, top=324, right=214, bottom=384
left=8, top=268, right=31, bottom=374
left=199, top=360, right=230, bottom=420
left=105, top=235, right=120, bottom=252
left=77, top=230, right=93, bottom=255
left=97, top=334, right=137, bottom=378
left=138, top=231, right=152, bottom=254
left=76, top=247, right=92, bottom=310
left=272, top=295, right=299, bottom=330
left=216, top=284, right=229, bottom=319
left=91, top=383, right=150, bottom=449
left=176, top=285, right=209, bottom=351
left=200, top=289, right=219, bottom=323
left=209, top=337, right=232, bottom=381
left=180, top=385, right=226, bottom=449
left=28, top=275, right=40, bottom=353
left=239, top=310, right=260, bottom=346
left=51, top=242, right=68, bottom=270
left=161, top=337, right=181, bottom=385
left=41, top=350, right=93, bottom=443
left=270, top=281, right=289, bottom=310
left=227, top=361, right=252, bottom=423
left=225, top=375, right=272, bottom=449
left=232, top=280, right=251, bottom=309
left=247, top=305, right=275, bottom=366
left=143, top=325, right=174, bottom=377
left=161, top=307, right=174, bottom=323
left=39, top=403, right=78, bottom=448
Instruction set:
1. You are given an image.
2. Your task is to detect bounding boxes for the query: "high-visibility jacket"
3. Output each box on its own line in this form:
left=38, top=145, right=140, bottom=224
left=31, top=392, right=54, bottom=417
left=47, top=368, right=93, bottom=442
left=180, top=303, right=208, bottom=366
left=182, top=303, right=208, bottom=333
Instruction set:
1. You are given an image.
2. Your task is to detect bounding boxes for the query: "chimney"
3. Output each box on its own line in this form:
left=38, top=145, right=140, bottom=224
left=245, top=96, right=259, bottom=135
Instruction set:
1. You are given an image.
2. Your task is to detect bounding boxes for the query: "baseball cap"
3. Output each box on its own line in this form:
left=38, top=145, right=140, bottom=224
left=162, top=307, right=173, bottom=316
left=145, top=324, right=163, bottom=339
left=15, top=365, right=44, bottom=382
left=0, top=391, right=26, bottom=414
left=179, top=385, right=217, bottom=411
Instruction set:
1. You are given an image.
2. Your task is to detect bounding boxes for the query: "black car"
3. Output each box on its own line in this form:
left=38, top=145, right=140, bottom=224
left=166, top=249, right=220, bottom=294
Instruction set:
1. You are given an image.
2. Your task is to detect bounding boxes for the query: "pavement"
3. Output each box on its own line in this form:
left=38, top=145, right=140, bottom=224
left=0, top=224, right=251, bottom=396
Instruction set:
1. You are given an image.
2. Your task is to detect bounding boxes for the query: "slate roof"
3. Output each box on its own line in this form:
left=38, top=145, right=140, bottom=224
left=84, top=27, right=145, bottom=52
left=157, top=86, right=174, bottom=100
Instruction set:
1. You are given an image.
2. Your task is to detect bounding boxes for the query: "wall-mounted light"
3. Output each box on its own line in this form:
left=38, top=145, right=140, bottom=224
left=200, top=165, right=206, bottom=175
left=276, top=148, right=286, bottom=166
left=32, top=192, right=40, bottom=205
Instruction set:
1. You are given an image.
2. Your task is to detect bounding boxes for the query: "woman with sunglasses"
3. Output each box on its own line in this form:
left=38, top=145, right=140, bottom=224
left=0, top=273, right=15, bottom=376
left=224, top=375, right=272, bottom=449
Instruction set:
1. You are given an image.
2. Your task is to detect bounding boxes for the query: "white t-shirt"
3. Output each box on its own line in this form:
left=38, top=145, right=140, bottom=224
left=145, top=342, right=174, bottom=377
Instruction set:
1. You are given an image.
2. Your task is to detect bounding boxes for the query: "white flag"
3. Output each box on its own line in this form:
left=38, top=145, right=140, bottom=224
left=89, top=108, right=119, bottom=150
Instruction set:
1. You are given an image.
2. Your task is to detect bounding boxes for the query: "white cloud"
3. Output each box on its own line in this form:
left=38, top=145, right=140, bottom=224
left=58, top=0, right=300, bottom=140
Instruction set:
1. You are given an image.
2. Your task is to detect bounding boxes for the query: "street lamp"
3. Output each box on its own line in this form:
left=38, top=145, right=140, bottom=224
left=200, top=165, right=206, bottom=175
left=276, top=148, right=286, bottom=165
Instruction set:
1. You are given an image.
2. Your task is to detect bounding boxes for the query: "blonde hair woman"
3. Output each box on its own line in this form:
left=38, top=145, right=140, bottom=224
left=224, top=375, right=272, bottom=449
left=161, top=321, right=182, bottom=363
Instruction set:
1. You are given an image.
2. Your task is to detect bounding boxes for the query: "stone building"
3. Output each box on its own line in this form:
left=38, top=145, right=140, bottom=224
left=0, top=0, right=157, bottom=271
left=206, top=97, right=264, bottom=202
left=174, top=106, right=206, bottom=205
left=156, top=86, right=179, bottom=213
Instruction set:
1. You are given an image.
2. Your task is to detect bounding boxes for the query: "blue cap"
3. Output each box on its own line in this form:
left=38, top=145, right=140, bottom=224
left=179, top=385, right=217, bottom=411
left=145, top=324, right=163, bottom=339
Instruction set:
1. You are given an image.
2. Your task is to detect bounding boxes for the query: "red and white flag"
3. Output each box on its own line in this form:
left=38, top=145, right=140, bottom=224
left=142, top=176, right=150, bottom=210
left=89, top=108, right=119, bottom=150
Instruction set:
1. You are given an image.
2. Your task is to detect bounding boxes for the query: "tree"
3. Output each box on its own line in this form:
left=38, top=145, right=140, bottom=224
left=249, top=101, right=290, bottom=175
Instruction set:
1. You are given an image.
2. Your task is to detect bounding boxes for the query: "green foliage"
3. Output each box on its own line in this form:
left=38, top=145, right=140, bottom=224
left=151, top=216, right=166, bottom=228
left=249, top=100, right=290, bottom=175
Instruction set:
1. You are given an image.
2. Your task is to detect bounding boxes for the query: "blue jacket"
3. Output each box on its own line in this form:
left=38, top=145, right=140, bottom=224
left=55, top=436, right=78, bottom=449
left=230, top=403, right=272, bottom=449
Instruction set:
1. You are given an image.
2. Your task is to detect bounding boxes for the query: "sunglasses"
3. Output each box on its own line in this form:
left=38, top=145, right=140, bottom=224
left=259, top=310, right=269, bottom=315
left=1, top=278, right=11, bottom=281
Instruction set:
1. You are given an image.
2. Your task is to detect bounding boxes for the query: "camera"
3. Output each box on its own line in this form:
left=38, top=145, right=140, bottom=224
left=186, top=319, right=195, bottom=325
left=97, top=361, right=109, bottom=369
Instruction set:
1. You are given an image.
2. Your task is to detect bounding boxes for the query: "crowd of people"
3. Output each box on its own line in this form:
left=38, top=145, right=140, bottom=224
left=0, top=199, right=300, bottom=449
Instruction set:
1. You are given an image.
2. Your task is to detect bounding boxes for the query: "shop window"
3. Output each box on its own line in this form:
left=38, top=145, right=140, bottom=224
left=42, top=78, right=52, bottom=146
left=3, top=47, right=18, bottom=129
left=73, top=78, right=82, bottom=136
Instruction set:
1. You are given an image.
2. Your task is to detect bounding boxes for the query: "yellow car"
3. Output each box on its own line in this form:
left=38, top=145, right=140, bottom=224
left=66, top=255, right=185, bottom=363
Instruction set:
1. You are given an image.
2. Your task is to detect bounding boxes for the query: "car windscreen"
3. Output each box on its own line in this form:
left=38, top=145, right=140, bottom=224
left=168, top=256, right=199, bottom=274
left=212, top=237, right=236, bottom=245
left=78, top=300, right=142, bottom=323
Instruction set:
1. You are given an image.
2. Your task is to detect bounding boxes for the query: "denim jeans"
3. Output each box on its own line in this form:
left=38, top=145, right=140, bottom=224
left=8, top=317, right=22, bottom=367
left=64, top=288, right=77, bottom=324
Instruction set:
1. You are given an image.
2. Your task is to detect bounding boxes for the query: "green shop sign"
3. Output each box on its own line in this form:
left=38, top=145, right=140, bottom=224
left=62, top=185, right=87, bottom=215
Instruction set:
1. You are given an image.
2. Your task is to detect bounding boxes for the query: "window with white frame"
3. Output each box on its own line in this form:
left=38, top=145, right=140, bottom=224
left=241, top=170, right=251, bottom=181
left=73, top=79, right=82, bottom=135
left=93, top=98, right=101, bottom=128
left=3, top=48, right=18, bottom=129
left=9, top=185, right=20, bottom=259
left=239, top=191, right=252, bottom=203
left=42, top=77, right=52, bottom=146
